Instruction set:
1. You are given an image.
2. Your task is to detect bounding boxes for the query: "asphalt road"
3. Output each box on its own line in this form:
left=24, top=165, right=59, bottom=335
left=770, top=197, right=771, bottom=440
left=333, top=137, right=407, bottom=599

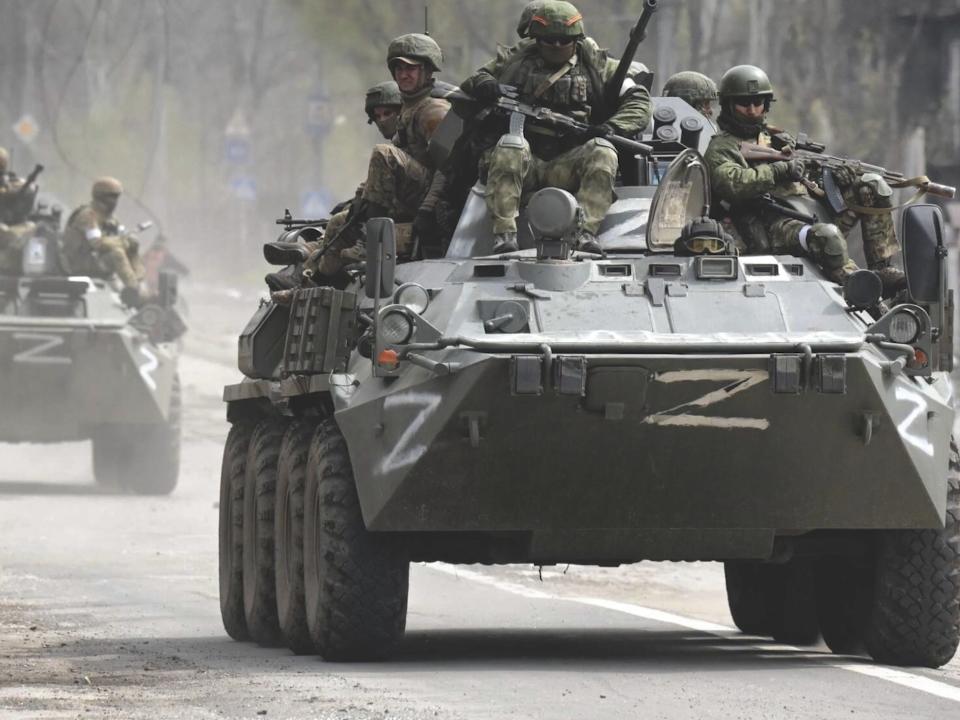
left=1, top=287, right=960, bottom=719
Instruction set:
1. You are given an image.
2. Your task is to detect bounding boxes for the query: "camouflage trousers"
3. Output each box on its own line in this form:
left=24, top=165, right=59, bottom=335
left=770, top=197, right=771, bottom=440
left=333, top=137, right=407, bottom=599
left=0, top=221, right=35, bottom=274
left=68, top=235, right=145, bottom=289
left=832, top=175, right=898, bottom=267
left=361, top=144, right=432, bottom=219
left=482, top=136, right=618, bottom=235
left=305, top=209, right=361, bottom=277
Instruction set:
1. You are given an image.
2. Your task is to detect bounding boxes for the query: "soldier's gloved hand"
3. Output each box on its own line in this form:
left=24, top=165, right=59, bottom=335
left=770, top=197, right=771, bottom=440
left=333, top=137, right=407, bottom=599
left=831, top=164, right=859, bottom=189
left=413, top=208, right=440, bottom=244
left=772, top=158, right=805, bottom=183
left=585, top=123, right=617, bottom=139
left=470, top=75, right=501, bottom=103
left=770, top=132, right=796, bottom=151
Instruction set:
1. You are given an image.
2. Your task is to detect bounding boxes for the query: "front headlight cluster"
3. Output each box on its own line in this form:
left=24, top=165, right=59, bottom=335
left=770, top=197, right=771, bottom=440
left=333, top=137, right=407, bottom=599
left=887, top=308, right=921, bottom=345
left=379, top=306, right=416, bottom=345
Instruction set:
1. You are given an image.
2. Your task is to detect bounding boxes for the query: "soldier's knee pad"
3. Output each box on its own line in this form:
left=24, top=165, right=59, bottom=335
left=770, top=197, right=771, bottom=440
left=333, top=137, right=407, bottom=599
left=488, top=136, right=529, bottom=175
left=368, top=143, right=399, bottom=170
left=857, top=172, right=893, bottom=207
left=584, top=138, right=619, bottom=169
left=804, top=222, right=849, bottom=270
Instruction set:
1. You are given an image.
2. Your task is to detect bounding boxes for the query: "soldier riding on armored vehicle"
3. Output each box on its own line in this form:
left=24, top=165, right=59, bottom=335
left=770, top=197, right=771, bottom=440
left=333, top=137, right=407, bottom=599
left=0, top=172, right=185, bottom=495
left=219, top=0, right=960, bottom=668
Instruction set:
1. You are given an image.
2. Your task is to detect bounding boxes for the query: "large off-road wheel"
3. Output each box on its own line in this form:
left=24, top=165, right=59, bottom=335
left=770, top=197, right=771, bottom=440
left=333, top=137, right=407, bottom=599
left=724, top=559, right=819, bottom=645
left=863, top=441, right=960, bottom=667
left=724, top=562, right=772, bottom=636
left=92, top=374, right=182, bottom=495
left=816, top=556, right=870, bottom=655
left=274, top=420, right=318, bottom=654
left=219, top=421, right=254, bottom=641
left=764, top=559, right=820, bottom=645
left=242, top=417, right=288, bottom=645
left=303, top=418, right=409, bottom=661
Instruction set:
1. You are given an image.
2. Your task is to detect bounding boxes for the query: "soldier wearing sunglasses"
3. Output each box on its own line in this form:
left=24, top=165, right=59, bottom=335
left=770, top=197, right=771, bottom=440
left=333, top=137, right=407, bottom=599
left=705, top=64, right=903, bottom=290
left=461, top=0, right=651, bottom=254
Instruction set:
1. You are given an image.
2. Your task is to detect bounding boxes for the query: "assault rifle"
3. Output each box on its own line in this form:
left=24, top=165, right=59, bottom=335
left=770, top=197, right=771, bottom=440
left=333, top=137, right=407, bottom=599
left=604, top=0, right=658, bottom=111
left=740, top=141, right=955, bottom=213
left=18, top=163, right=44, bottom=194
left=446, top=86, right=653, bottom=157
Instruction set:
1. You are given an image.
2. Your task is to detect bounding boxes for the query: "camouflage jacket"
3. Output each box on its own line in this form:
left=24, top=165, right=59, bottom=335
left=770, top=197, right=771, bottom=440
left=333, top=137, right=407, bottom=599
left=62, top=204, right=121, bottom=262
left=461, top=38, right=652, bottom=137
left=0, top=174, right=32, bottom=225
left=395, top=85, right=450, bottom=211
left=704, top=129, right=803, bottom=204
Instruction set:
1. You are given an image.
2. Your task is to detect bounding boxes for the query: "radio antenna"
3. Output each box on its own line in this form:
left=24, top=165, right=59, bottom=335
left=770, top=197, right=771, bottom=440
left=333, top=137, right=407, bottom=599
left=424, top=5, right=430, bottom=35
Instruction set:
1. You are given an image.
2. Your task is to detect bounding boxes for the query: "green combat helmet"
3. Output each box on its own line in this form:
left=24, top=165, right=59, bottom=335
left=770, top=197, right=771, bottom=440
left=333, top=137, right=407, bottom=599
left=527, top=0, right=585, bottom=39
left=718, top=64, right=775, bottom=102
left=92, top=176, right=123, bottom=198
left=517, top=1, right=544, bottom=38
left=386, top=33, right=443, bottom=73
left=663, top=71, right=718, bottom=108
left=364, top=81, right=402, bottom=122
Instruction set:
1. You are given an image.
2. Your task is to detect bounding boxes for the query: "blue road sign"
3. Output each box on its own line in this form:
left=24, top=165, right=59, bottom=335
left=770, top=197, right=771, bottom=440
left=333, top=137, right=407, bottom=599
left=225, top=136, right=250, bottom=165
left=230, top=176, right=257, bottom=202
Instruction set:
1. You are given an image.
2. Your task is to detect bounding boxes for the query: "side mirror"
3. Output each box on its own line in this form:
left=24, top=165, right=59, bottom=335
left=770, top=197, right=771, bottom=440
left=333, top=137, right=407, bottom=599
left=365, top=217, right=396, bottom=299
left=901, top=204, right=945, bottom=304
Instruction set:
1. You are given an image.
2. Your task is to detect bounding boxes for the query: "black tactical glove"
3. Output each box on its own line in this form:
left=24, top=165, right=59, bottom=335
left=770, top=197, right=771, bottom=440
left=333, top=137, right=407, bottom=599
left=772, top=158, right=805, bottom=183
left=830, top=164, right=860, bottom=189
left=469, top=74, right=501, bottom=103
left=585, top=123, right=617, bottom=139
left=413, top=207, right=440, bottom=244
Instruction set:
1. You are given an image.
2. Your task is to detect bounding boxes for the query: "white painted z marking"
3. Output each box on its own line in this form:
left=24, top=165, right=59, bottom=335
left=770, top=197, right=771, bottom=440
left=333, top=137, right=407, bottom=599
left=12, top=332, right=70, bottom=365
left=894, top=385, right=935, bottom=457
left=374, top=391, right=442, bottom=476
left=138, top=346, right=159, bottom=391
left=644, top=369, right=769, bottom=430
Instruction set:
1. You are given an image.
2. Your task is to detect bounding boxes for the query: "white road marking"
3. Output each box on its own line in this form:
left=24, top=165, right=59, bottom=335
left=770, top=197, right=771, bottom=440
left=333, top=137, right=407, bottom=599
left=426, top=563, right=960, bottom=704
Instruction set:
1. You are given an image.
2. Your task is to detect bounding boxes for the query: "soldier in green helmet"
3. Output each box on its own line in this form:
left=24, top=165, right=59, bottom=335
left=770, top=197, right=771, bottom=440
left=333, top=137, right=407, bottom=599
left=461, top=0, right=652, bottom=253
left=62, top=177, right=148, bottom=306
left=704, top=64, right=904, bottom=290
left=0, top=147, right=38, bottom=275
left=365, top=81, right=402, bottom=140
left=662, top=71, right=718, bottom=119
left=339, top=33, right=450, bottom=262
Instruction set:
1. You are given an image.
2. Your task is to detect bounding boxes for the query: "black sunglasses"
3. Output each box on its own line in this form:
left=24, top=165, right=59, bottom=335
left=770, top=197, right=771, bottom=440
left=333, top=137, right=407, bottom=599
left=537, top=36, right=576, bottom=46
left=734, top=96, right=768, bottom=108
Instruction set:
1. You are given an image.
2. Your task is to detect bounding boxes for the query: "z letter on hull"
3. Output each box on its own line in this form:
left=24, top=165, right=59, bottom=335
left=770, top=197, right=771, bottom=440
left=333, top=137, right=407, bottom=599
left=643, top=369, right=770, bottom=430
left=374, top=391, right=443, bottom=476
left=12, top=332, right=70, bottom=365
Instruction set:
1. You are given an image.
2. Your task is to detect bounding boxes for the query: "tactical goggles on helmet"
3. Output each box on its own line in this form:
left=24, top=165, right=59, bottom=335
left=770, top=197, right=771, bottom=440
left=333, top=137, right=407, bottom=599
left=685, top=236, right=728, bottom=254
left=536, top=35, right=577, bottom=46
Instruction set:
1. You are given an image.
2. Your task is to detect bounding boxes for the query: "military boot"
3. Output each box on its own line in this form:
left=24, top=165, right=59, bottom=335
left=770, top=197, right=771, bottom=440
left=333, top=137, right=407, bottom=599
left=576, top=229, right=603, bottom=254
left=870, top=261, right=907, bottom=299
left=492, top=232, right=519, bottom=254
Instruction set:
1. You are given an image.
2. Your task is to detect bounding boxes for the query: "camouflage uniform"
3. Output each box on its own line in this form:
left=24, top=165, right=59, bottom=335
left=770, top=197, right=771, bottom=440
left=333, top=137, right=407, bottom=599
left=62, top=178, right=145, bottom=289
left=662, top=71, right=718, bottom=118
left=0, top=147, right=37, bottom=275
left=705, top=65, right=899, bottom=284
left=460, top=1, right=652, bottom=237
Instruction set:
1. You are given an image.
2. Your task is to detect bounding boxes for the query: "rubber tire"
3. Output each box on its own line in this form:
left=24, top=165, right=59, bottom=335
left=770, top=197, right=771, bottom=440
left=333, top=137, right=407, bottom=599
left=92, top=373, right=181, bottom=495
left=303, top=418, right=409, bottom=661
left=219, top=421, right=254, bottom=641
left=242, top=417, right=288, bottom=645
left=765, top=559, right=820, bottom=646
left=863, top=440, right=960, bottom=668
left=817, top=556, right=870, bottom=656
left=724, top=561, right=771, bottom=636
left=274, top=420, right=318, bottom=654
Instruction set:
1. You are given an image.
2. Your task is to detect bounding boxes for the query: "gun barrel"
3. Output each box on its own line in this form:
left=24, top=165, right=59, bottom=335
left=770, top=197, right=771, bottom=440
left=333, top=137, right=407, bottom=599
left=604, top=0, right=659, bottom=112
left=924, top=181, right=957, bottom=200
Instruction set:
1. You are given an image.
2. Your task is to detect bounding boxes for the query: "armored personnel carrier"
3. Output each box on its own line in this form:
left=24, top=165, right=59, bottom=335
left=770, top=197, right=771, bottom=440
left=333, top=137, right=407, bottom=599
left=219, top=96, right=959, bottom=667
left=0, top=208, right=184, bottom=495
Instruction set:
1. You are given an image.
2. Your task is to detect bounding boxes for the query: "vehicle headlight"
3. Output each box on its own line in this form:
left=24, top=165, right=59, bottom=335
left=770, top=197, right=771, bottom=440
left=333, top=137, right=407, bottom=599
left=888, top=309, right=921, bottom=344
left=394, top=283, right=430, bottom=314
left=379, top=306, right=415, bottom=345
